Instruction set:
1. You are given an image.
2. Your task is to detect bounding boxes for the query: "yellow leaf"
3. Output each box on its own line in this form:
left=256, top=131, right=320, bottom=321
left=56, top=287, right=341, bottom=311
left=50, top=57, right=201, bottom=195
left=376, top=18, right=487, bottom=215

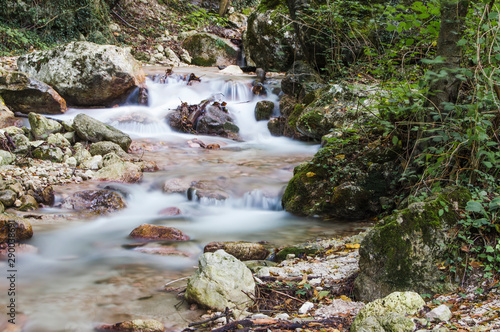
left=340, top=295, right=352, bottom=302
left=345, top=243, right=360, bottom=249
left=306, top=172, right=316, bottom=177
left=335, top=154, right=345, bottom=160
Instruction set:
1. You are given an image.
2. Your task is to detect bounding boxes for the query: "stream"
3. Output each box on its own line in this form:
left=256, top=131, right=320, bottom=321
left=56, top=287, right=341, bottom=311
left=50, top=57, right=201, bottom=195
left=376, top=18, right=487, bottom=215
left=2, top=67, right=366, bottom=331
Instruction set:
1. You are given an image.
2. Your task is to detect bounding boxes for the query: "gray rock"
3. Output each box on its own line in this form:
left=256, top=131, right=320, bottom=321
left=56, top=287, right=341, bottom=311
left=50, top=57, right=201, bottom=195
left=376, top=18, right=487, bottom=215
left=204, top=241, right=269, bottom=261
left=47, top=133, right=71, bottom=148
left=1, top=126, right=24, bottom=136
left=0, top=71, right=67, bottom=114
left=18, top=195, right=38, bottom=211
left=65, top=157, right=77, bottom=168
left=354, top=187, right=471, bottom=301
left=0, top=189, right=17, bottom=207
left=11, top=134, right=30, bottom=154
left=89, top=141, right=127, bottom=157
left=17, top=41, right=145, bottom=106
left=80, top=155, right=103, bottom=170
left=32, top=145, right=64, bottom=162
left=195, top=106, right=239, bottom=139
left=73, top=143, right=92, bottom=165
left=281, top=61, right=323, bottom=98
left=185, top=249, right=255, bottom=311
left=94, top=161, right=143, bottom=183
left=243, top=6, right=297, bottom=71
left=102, top=152, right=122, bottom=167
left=0, top=150, right=14, bottom=165
left=29, top=113, right=63, bottom=140
left=425, top=304, right=452, bottom=322
left=182, top=33, right=238, bottom=67
left=73, top=113, right=132, bottom=151
left=351, top=291, right=425, bottom=332
left=60, top=190, right=126, bottom=214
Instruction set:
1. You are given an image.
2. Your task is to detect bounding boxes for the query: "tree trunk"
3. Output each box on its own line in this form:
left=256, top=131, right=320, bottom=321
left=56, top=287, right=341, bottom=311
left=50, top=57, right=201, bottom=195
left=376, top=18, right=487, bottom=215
left=426, top=0, right=470, bottom=112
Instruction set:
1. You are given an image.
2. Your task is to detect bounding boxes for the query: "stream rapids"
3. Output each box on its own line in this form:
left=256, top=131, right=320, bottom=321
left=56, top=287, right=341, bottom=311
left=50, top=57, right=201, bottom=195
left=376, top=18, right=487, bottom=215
left=1, top=67, right=365, bottom=331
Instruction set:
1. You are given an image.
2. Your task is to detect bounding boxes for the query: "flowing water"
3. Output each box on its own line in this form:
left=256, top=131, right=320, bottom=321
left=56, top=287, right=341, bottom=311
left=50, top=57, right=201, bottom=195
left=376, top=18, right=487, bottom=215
left=1, top=67, right=367, bottom=331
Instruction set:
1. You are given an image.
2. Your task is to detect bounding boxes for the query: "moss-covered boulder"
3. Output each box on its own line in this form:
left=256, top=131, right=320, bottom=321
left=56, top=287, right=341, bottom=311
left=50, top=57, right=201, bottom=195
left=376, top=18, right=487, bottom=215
left=29, top=112, right=63, bottom=140
left=204, top=241, right=269, bottom=261
left=281, top=61, right=323, bottom=98
left=354, top=186, right=471, bottom=301
left=182, top=33, right=238, bottom=67
left=73, top=113, right=132, bottom=151
left=282, top=133, right=399, bottom=219
left=17, top=41, right=145, bottom=107
left=243, top=0, right=297, bottom=71
left=254, top=100, right=274, bottom=121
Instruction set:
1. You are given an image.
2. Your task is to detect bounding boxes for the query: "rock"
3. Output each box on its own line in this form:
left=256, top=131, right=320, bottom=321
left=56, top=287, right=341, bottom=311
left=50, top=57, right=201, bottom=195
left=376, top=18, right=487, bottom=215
left=46, top=133, right=71, bottom=147
left=0, top=201, right=4, bottom=213
left=185, top=249, right=255, bottom=311
left=65, top=156, right=77, bottom=167
left=129, top=224, right=189, bottom=241
left=60, top=190, right=126, bottom=214
left=0, top=214, right=33, bottom=243
left=158, top=207, right=182, bottom=216
left=29, top=113, right=63, bottom=140
left=0, top=243, right=38, bottom=258
left=8, top=134, right=29, bottom=154
left=0, top=150, right=16, bottom=166
left=228, top=12, right=247, bottom=29
left=281, top=61, right=323, bottom=98
left=243, top=4, right=297, bottom=71
left=0, top=190, right=17, bottom=207
left=163, top=178, right=191, bottom=194
left=95, top=319, right=165, bottom=332
left=102, top=152, right=123, bottom=167
left=350, top=291, right=425, bottom=332
left=220, top=65, right=244, bottom=75
left=425, top=304, right=452, bottom=322
left=89, top=141, right=128, bottom=157
left=299, top=301, right=314, bottom=314
left=354, top=187, right=471, bottom=301
left=32, top=145, right=64, bottom=163
left=189, top=180, right=231, bottom=201
left=315, top=299, right=365, bottom=318
left=182, top=33, right=238, bottom=67
left=196, top=106, right=239, bottom=139
left=0, top=71, right=67, bottom=114
left=73, top=113, right=132, bottom=151
left=204, top=241, right=269, bottom=261
left=282, top=133, right=399, bottom=219
left=94, top=161, right=143, bottom=183
left=132, top=246, right=190, bottom=257
left=80, top=155, right=103, bottom=170
left=73, top=142, right=92, bottom=165
left=255, top=100, right=274, bottom=121
left=18, top=195, right=38, bottom=211
left=0, top=106, right=22, bottom=128
left=179, top=48, right=192, bottom=64
left=17, top=41, right=146, bottom=106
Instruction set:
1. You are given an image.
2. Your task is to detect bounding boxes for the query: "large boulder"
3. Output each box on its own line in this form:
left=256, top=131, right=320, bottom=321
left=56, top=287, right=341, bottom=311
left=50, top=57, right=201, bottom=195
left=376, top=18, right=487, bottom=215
left=281, top=61, right=323, bottom=98
left=185, top=249, right=255, bottom=311
left=351, top=291, right=425, bottom=332
left=354, top=187, right=471, bottom=301
left=182, top=33, right=238, bottom=67
left=73, top=113, right=132, bottom=151
left=282, top=133, right=399, bottom=219
left=243, top=1, right=297, bottom=71
left=17, top=41, right=145, bottom=106
left=0, top=71, right=67, bottom=114
left=196, top=106, right=240, bottom=139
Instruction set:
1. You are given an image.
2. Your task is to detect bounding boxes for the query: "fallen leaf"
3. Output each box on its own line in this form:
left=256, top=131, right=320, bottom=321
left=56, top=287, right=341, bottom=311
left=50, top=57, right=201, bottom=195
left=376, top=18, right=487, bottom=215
left=345, top=243, right=360, bottom=249
left=306, top=172, right=316, bottom=177
left=340, top=295, right=351, bottom=302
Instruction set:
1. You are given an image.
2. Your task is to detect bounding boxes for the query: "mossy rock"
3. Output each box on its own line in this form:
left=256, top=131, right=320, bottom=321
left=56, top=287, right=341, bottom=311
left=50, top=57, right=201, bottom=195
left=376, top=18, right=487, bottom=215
left=182, top=33, right=238, bottom=67
left=275, top=245, right=321, bottom=261
left=354, top=186, right=471, bottom=301
left=282, top=133, right=399, bottom=219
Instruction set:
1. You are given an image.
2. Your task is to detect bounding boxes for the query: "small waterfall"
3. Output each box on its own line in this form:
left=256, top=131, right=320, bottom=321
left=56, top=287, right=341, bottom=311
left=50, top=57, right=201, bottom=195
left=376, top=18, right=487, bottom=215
left=198, top=189, right=282, bottom=211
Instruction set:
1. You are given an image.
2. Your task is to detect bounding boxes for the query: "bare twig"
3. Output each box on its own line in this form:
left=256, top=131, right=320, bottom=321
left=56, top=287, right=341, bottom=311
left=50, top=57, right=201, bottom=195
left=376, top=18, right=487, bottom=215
left=112, top=10, right=139, bottom=31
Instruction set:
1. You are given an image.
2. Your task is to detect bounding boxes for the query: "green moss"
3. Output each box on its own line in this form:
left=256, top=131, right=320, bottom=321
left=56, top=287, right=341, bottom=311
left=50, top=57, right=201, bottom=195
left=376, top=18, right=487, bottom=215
left=191, top=56, right=217, bottom=67
left=257, top=0, right=286, bottom=12
left=288, top=104, right=304, bottom=129
left=276, top=246, right=320, bottom=261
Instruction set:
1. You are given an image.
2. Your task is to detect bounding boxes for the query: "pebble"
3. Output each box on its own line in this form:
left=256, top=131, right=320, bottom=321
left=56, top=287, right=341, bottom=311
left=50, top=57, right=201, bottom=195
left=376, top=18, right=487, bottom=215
left=298, top=301, right=314, bottom=314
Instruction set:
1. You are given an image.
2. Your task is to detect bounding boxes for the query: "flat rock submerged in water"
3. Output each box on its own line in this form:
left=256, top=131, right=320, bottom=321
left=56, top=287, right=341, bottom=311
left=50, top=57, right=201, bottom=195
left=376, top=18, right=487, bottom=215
left=129, top=224, right=190, bottom=241
left=60, top=190, right=127, bottom=214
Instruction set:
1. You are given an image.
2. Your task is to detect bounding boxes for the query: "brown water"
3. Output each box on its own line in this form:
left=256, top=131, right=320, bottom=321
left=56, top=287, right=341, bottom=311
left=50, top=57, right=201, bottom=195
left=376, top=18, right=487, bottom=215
left=0, top=68, right=367, bottom=331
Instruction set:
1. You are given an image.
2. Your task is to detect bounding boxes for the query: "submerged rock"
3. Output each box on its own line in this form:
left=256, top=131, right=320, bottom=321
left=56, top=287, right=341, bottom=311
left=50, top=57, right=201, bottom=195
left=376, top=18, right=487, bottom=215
left=95, top=319, right=165, bottom=332
left=185, top=249, right=255, bottom=311
left=60, top=190, right=127, bottom=214
left=0, top=71, right=67, bottom=114
left=0, top=214, right=33, bottom=243
left=129, top=224, right=190, bottom=241
left=17, top=41, right=145, bottom=106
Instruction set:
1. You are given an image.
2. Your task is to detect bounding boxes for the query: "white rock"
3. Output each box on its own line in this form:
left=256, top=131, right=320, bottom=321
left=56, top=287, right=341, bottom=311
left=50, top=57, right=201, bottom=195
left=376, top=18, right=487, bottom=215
left=220, top=65, right=244, bottom=75
left=274, top=313, right=290, bottom=320
left=251, top=313, right=270, bottom=319
left=298, top=301, right=314, bottom=314
left=426, top=304, right=452, bottom=322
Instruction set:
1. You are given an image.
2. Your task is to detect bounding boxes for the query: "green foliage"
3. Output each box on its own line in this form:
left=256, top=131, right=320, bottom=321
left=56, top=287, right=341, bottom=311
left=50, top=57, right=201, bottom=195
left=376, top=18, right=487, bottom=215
left=0, top=0, right=113, bottom=53
left=180, top=4, right=229, bottom=30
